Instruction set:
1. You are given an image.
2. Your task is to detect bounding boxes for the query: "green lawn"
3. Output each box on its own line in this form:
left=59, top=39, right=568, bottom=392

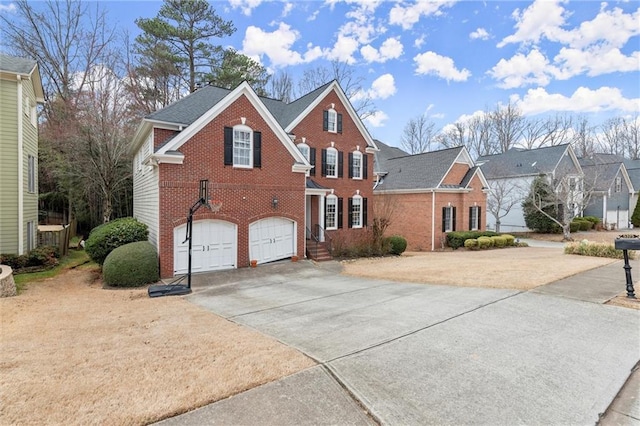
left=14, top=249, right=94, bottom=292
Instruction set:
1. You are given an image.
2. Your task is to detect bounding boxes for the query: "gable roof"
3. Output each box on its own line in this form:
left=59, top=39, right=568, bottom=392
left=579, top=156, right=634, bottom=193
left=0, top=53, right=45, bottom=102
left=477, top=144, right=577, bottom=179
left=146, top=85, right=231, bottom=126
left=374, top=143, right=485, bottom=192
left=373, top=139, right=409, bottom=175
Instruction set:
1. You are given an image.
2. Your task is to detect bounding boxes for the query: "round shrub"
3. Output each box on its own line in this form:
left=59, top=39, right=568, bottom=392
left=477, top=236, right=493, bottom=249
left=569, top=221, right=581, bottom=233
left=464, top=238, right=478, bottom=249
left=85, top=218, right=148, bottom=265
left=583, top=216, right=601, bottom=226
left=502, top=234, right=516, bottom=246
left=386, top=235, right=407, bottom=255
left=103, top=241, right=159, bottom=287
left=491, top=235, right=507, bottom=248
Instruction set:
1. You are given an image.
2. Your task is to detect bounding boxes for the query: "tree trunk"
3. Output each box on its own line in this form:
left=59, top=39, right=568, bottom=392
left=562, top=224, right=573, bottom=241
left=496, top=220, right=501, bottom=233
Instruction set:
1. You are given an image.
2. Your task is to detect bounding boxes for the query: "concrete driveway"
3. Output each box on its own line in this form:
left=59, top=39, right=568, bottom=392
left=169, top=260, right=639, bottom=425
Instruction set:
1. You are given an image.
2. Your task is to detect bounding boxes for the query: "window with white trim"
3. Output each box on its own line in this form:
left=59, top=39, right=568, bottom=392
left=352, top=151, right=362, bottom=180
left=351, top=195, right=362, bottom=228
left=443, top=206, right=456, bottom=232
left=326, top=147, right=338, bottom=178
left=28, top=155, right=36, bottom=193
left=469, top=206, right=480, bottom=231
left=615, top=176, right=622, bottom=192
left=327, top=109, right=337, bottom=133
left=297, top=143, right=310, bottom=162
left=326, top=195, right=337, bottom=230
left=27, top=221, right=35, bottom=251
left=233, top=125, right=252, bottom=167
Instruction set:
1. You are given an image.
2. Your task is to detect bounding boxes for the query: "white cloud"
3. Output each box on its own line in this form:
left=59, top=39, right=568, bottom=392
left=242, top=23, right=318, bottom=67
left=389, top=1, right=457, bottom=30
left=364, top=110, right=389, bottom=127
left=307, top=10, right=320, bottom=21
left=360, top=37, right=403, bottom=63
left=0, top=3, right=16, bottom=12
left=511, top=87, right=640, bottom=116
left=281, top=2, right=293, bottom=17
left=323, top=35, right=360, bottom=64
left=469, top=28, right=489, bottom=40
left=497, top=0, right=569, bottom=48
left=351, top=73, right=397, bottom=102
left=414, top=35, right=426, bottom=48
left=229, top=0, right=264, bottom=16
left=413, top=51, right=471, bottom=82
left=554, top=46, right=640, bottom=78
left=489, top=49, right=557, bottom=89
left=563, top=6, right=640, bottom=49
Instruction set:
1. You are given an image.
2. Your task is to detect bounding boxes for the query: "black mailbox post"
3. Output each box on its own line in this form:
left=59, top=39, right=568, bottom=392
left=614, top=236, right=638, bottom=299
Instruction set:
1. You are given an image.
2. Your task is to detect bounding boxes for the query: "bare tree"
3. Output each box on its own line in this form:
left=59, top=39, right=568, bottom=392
left=491, top=101, right=525, bottom=153
left=371, top=192, right=398, bottom=252
left=487, top=180, right=522, bottom=233
left=521, top=114, right=574, bottom=149
left=622, top=116, right=640, bottom=159
left=400, top=115, right=437, bottom=154
left=268, top=69, right=295, bottom=103
left=599, top=117, right=627, bottom=157
left=571, top=116, right=599, bottom=158
left=437, top=113, right=492, bottom=159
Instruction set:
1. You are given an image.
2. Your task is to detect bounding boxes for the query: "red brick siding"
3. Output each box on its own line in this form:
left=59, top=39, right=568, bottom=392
left=442, top=163, right=471, bottom=185
left=154, top=128, right=178, bottom=150
left=156, top=94, right=306, bottom=277
left=290, top=89, right=373, bottom=246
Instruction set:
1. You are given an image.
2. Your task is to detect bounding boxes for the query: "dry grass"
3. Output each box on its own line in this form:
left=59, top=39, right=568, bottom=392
left=518, top=230, right=626, bottom=244
left=342, top=247, right=617, bottom=290
left=606, top=294, right=640, bottom=310
left=0, top=267, right=314, bottom=425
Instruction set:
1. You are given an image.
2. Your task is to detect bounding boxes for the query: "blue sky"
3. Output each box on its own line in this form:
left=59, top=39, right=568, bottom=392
left=3, top=0, right=639, bottom=146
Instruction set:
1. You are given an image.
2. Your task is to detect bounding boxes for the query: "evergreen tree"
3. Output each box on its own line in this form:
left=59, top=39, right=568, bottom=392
left=205, top=49, right=270, bottom=95
left=631, top=200, right=640, bottom=228
left=523, top=176, right=560, bottom=233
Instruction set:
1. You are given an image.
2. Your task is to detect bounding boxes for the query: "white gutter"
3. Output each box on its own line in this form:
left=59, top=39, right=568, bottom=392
left=431, top=189, right=436, bottom=251
left=17, top=76, right=24, bottom=254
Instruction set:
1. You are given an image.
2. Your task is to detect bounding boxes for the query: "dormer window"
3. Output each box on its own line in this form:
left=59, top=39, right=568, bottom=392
left=323, top=108, right=343, bottom=134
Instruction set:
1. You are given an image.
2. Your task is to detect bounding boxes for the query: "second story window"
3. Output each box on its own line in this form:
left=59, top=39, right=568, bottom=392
left=325, top=147, right=338, bottom=178
left=224, top=125, right=262, bottom=169
left=234, top=127, right=251, bottom=167
left=27, top=155, right=36, bottom=193
left=350, top=151, right=362, bottom=180
left=323, top=108, right=342, bottom=134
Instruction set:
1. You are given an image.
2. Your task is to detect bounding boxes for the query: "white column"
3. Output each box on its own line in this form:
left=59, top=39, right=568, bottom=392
left=318, top=195, right=325, bottom=242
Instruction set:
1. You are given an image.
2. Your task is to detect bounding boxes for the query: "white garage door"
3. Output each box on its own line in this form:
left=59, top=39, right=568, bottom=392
left=249, top=217, right=296, bottom=265
left=174, top=220, right=236, bottom=275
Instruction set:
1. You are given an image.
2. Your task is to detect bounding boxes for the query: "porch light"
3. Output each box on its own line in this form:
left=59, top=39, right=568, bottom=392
left=272, top=196, right=278, bottom=209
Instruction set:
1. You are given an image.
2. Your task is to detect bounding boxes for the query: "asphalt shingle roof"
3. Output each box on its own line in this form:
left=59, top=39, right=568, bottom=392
left=375, top=142, right=465, bottom=191
left=0, top=54, right=37, bottom=75
left=580, top=162, right=622, bottom=192
left=477, top=144, right=570, bottom=179
left=145, top=81, right=333, bottom=130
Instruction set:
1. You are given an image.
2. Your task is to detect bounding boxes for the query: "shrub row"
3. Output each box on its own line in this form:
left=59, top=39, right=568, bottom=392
left=0, top=246, right=60, bottom=271
left=570, top=216, right=601, bottom=232
left=446, top=231, right=499, bottom=249
left=85, top=217, right=148, bottom=265
left=331, top=235, right=407, bottom=258
left=464, top=234, right=517, bottom=250
left=564, top=240, right=633, bottom=260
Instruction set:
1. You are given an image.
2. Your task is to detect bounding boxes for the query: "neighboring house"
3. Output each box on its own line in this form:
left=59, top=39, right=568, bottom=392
left=580, top=156, right=634, bottom=230
left=131, top=80, right=377, bottom=278
left=373, top=141, right=489, bottom=251
left=477, top=144, right=583, bottom=233
left=0, top=54, right=44, bottom=255
left=623, top=159, right=640, bottom=218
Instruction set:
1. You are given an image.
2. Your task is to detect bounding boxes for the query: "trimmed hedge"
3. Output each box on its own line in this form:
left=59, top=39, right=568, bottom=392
left=464, top=238, right=478, bottom=249
left=491, top=235, right=507, bottom=247
left=503, top=234, right=516, bottom=246
left=85, top=218, right=148, bottom=265
left=446, top=231, right=499, bottom=249
left=103, top=241, right=159, bottom=287
left=386, top=235, right=408, bottom=255
left=565, top=240, right=634, bottom=260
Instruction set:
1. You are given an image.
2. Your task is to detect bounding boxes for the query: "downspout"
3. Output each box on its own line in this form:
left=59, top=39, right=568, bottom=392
left=431, top=189, right=436, bottom=251
left=17, top=75, right=24, bottom=254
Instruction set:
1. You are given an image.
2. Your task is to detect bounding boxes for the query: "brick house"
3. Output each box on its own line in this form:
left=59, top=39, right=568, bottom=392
left=131, top=81, right=378, bottom=277
left=373, top=141, right=489, bottom=251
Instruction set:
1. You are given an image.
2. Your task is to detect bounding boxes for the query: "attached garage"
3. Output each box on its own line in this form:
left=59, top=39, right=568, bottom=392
left=249, top=217, right=296, bottom=265
left=174, top=220, right=237, bottom=275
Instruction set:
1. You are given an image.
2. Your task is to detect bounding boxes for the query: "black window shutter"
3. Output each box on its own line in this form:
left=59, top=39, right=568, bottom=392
left=348, top=198, right=353, bottom=228
left=309, top=147, right=316, bottom=176
left=323, top=110, right=328, bottom=131
left=224, top=127, right=233, bottom=165
left=253, top=131, right=261, bottom=168
left=469, top=207, right=473, bottom=230
left=452, top=207, right=457, bottom=231
left=478, top=206, right=482, bottom=230
left=348, top=152, right=354, bottom=178
left=363, top=155, right=368, bottom=179
left=337, top=113, right=343, bottom=133
left=363, top=198, right=368, bottom=226
left=442, top=207, right=446, bottom=232
left=338, top=151, right=343, bottom=178
left=337, top=198, right=343, bottom=229
left=321, top=149, right=327, bottom=177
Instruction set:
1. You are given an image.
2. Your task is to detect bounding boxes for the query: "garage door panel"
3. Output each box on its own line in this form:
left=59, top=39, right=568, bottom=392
left=249, top=217, right=296, bottom=265
left=174, top=220, right=237, bottom=275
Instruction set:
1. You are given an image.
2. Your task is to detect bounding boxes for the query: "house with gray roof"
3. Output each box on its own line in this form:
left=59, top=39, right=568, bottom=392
left=477, top=144, right=583, bottom=233
left=131, top=80, right=378, bottom=277
left=374, top=141, right=489, bottom=251
left=580, top=156, right=634, bottom=230
left=0, top=54, right=44, bottom=254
